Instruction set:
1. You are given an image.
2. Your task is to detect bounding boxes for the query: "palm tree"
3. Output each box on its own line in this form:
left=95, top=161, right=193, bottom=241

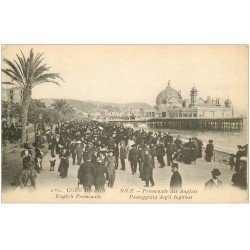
left=51, top=99, right=71, bottom=127
left=2, top=49, right=63, bottom=143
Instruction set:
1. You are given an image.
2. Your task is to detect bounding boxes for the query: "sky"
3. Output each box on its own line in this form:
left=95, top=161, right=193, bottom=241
left=2, top=45, right=248, bottom=114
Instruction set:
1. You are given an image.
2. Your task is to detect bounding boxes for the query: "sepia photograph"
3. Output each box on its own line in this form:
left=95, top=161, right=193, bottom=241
left=1, top=44, right=248, bottom=203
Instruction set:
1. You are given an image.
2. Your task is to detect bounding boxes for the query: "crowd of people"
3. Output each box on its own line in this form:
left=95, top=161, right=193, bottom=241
left=2, top=123, right=22, bottom=144
left=18, top=120, right=248, bottom=191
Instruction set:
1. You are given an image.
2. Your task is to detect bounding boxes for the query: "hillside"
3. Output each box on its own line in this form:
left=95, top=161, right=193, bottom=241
left=39, top=98, right=152, bottom=112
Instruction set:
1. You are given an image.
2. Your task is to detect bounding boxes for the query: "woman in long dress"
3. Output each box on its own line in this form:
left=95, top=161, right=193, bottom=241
left=104, top=150, right=116, bottom=188
left=93, top=155, right=106, bottom=192
left=58, top=147, right=70, bottom=178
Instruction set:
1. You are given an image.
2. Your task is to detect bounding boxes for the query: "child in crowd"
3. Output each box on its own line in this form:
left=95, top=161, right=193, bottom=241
left=49, top=154, right=56, bottom=171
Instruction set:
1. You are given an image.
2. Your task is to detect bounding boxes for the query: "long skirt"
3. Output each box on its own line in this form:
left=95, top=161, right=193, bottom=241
left=76, top=153, right=83, bottom=165
left=58, top=159, right=69, bottom=178
left=106, top=167, right=115, bottom=188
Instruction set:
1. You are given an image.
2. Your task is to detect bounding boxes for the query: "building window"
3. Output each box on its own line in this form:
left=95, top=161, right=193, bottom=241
left=189, top=113, right=192, bottom=117
left=152, top=112, right=155, bottom=117
left=162, top=112, right=166, bottom=117
left=193, top=113, right=197, bottom=117
left=183, top=114, right=188, bottom=117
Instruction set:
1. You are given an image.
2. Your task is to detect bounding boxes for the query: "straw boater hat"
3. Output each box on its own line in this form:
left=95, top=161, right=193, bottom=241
left=107, top=149, right=114, bottom=153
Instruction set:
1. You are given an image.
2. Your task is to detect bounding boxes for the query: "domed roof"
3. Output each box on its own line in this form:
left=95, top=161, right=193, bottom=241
left=225, top=98, right=232, bottom=104
left=224, top=99, right=232, bottom=107
left=156, top=81, right=183, bottom=105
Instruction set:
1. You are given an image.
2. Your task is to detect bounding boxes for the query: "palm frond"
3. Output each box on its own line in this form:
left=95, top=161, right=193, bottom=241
left=2, top=81, right=17, bottom=86
left=33, top=52, right=44, bottom=69
left=32, top=64, right=51, bottom=80
left=2, top=69, right=22, bottom=85
left=28, top=49, right=35, bottom=82
left=3, top=49, right=63, bottom=91
left=3, top=58, right=23, bottom=82
left=20, top=50, right=28, bottom=80
left=16, top=53, right=26, bottom=77
left=33, top=80, right=61, bottom=87
left=34, top=73, right=63, bottom=83
left=14, top=59, right=26, bottom=82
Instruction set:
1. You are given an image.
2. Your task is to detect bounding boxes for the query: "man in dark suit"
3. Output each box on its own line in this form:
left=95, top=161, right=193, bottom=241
left=70, top=140, right=77, bottom=165
left=156, top=141, right=165, bottom=168
left=77, top=154, right=94, bottom=192
left=128, top=144, right=139, bottom=175
left=170, top=163, right=182, bottom=189
left=138, top=144, right=146, bottom=179
left=144, top=148, right=155, bottom=187
left=205, top=168, right=223, bottom=190
left=166, top=139, right=176, bottom=166
left=119, top=141, right=127, bottom=170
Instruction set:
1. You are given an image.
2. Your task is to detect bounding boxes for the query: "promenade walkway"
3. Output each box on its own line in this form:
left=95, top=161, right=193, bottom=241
left=2, top=145, right=247, bottom=203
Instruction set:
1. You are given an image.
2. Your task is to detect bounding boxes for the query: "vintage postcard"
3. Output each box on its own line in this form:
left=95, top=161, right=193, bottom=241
left=1, top=44, right=248, bottom=203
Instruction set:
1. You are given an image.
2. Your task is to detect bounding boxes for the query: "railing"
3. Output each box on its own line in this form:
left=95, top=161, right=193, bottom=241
left=213, top=149, right=230, bottom=164
left=201, top=147, right=230, bottom=164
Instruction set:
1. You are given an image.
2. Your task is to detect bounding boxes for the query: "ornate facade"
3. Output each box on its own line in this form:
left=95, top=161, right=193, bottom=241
left=141, top=81, right=234, bottom=119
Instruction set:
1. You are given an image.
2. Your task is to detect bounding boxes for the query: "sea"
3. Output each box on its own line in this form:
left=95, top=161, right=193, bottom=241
left=138, top=119, right=248, bottom=154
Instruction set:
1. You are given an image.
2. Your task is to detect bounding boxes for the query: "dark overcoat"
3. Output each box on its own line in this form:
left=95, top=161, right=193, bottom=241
left=77, top=161, right=94, bottom=187
left=143, top=154, right=154, bottom=181
left=170, top=171, right=182, bottom=189
left=93, top=163, right=106, bottom=187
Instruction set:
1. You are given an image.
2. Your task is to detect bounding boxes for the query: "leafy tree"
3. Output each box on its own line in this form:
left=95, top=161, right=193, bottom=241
left=51, top=99, right=74, bottom=126
left=28, top=99, right=47, bottom=125
left=1, top=101, right=22, bottom=121
left=1, top=101, right=10, bottom=118
left=2, top=49, right=63, bottom=143
left=9, top=102, right=22, bottom=119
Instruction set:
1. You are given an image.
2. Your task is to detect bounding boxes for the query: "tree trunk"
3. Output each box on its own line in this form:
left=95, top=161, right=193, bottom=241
left=21, top=88, right=32, bottom=144
left=58, top=110, right=62, bottom=131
